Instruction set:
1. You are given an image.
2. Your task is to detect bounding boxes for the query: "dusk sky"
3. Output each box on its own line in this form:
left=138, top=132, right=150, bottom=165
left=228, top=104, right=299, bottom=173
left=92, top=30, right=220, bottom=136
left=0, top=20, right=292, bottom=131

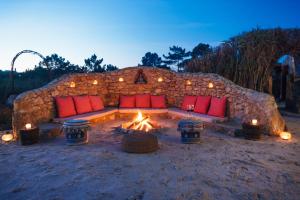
left=0, top=0, right=299, bottom=72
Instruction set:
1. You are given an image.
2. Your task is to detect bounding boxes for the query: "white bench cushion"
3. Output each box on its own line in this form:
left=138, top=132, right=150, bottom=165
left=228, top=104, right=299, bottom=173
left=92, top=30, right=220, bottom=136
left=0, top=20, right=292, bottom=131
left=53, top=107, right=227, bottom=124
left=168, top=108, right=227, bottom=123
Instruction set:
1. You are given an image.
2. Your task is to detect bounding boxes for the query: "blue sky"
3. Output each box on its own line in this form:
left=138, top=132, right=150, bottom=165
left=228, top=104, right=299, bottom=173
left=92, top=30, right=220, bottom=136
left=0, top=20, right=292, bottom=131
left=0, top=0, right=299, bottom=72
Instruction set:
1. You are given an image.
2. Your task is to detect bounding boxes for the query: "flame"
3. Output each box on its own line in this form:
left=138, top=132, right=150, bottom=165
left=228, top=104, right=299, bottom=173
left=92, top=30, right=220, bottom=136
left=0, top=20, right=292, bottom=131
left=131, top=111, right=153, bottom=131
left=136, top=111, right=143, bottom=122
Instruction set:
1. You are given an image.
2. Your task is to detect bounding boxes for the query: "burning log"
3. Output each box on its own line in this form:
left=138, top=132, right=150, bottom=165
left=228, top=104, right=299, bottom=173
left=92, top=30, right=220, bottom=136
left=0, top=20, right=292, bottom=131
left=127, top=116, right=149, bottom=129
left=122, top=111, right=156, bottom=132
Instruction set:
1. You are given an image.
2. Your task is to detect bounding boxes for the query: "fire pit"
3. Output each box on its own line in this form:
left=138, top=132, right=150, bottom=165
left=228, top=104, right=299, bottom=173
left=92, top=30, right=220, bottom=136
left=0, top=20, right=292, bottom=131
left=117, top=111, right=161, bottom=134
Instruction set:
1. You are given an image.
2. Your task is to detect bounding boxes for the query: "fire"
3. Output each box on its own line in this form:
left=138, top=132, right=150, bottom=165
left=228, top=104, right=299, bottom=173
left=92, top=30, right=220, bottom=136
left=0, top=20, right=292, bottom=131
left=133, top=111, right=152, bottom=132
left=126, top=111, right=153, bottom=132
left=119, top=111, right=161, bottom=133
left=136, top=111, right=143, bottom=122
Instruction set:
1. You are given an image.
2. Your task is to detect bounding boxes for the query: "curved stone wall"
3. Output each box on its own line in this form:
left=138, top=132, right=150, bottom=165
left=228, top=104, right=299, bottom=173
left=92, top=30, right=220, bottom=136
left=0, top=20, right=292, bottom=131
left=13, top=67, right=285, bottom=136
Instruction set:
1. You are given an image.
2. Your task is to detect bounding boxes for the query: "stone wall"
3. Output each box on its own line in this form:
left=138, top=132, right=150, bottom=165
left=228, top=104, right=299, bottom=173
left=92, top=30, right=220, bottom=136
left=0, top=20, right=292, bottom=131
left=13, top=67, right=285, bottom=136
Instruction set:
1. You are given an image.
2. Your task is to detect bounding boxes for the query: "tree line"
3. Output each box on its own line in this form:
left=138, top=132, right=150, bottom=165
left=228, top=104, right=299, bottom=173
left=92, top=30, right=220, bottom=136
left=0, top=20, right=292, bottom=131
left=2, top=27, right=298, bottom=103
left=185, top=28, right=300, bottom=92
left=139, top=43, right=212, bottom=72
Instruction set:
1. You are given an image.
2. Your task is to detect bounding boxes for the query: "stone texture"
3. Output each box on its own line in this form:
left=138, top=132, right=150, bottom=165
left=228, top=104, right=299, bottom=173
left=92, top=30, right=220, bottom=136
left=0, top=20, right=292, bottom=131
left=13, top=67, right=285, bottom=136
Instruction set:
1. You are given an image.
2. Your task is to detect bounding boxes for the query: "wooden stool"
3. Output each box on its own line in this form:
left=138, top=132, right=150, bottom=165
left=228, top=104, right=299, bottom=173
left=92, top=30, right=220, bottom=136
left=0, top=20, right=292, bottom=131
left=177, top=119, right=204, bottom=144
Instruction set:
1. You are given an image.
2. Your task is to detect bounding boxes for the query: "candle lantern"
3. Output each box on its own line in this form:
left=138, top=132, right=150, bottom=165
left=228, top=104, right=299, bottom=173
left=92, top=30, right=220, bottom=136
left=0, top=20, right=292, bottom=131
left=157, top=77, right=163, bottom=82
left=25, top=123, right=32, bottom=130
left=119, top=77, right=124, bottom=82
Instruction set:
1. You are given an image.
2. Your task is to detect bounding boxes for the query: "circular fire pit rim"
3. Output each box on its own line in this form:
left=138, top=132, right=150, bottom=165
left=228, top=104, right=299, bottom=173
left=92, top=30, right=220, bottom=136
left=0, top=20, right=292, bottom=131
left=121, top=133, right=159, bottom=153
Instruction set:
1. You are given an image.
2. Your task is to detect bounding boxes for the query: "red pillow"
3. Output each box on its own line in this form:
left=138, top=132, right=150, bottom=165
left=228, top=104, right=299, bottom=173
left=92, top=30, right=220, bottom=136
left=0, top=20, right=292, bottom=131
left=119, top=95, right=135, bottom=108
left=55, top=96, right=77, bottom=118
left=151, top=95, right=166, bottom=108
left=73, top=96, right=93, bottom=114
left=207, top=97, right=227, bottom=118
left=181, top=96, right=197, bottom=110
left=194, top=96, right=212, bottom=114
left=89, top=96, right=104, bottom=111
left=135, top=94, right=151, bottom=108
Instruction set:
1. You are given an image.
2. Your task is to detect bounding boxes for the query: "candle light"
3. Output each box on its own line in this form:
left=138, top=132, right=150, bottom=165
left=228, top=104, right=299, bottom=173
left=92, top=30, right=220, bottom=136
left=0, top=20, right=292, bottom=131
left=280, top=131, right=292, bottom=140
left=119, top=77, right=124, bottom=82
left=157, top=77, right=163, bottom=82
left=251, top=119, right=258, bottom=126
left=92, top=80, right=98, bottom=85
left=25, top=123, right=32, bottom=130
left=208, top=82, right=214, bottom=88
left=186, top=80, right=192, bottom=85
left=70, top=81, right=76, bottom=88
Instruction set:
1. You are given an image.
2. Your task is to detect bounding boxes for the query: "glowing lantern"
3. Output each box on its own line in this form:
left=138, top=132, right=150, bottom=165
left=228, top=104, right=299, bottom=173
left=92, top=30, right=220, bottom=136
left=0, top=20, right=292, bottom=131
left=280, top=131, right=291, bottom=140
left=251, top=119, right=258, bottom=126
left=119, top=77, right=124, bottom=82
left=1, top=132, right=13, bottom=142
left=70, top=81, right=76, bottom=88
left=186, top=80, right=192, bottom=85
left=25, top=123, right=32, bottom=130
left=93, top=80, right=98, bottom=85
left=158, top=77, right=163, bottom=82
left=208, top=82, right=214, bottom=88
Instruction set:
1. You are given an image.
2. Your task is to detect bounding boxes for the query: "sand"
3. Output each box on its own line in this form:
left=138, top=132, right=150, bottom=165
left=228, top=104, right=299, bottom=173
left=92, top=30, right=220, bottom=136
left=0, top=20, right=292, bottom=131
left=0, top=116, right=299, bottom=200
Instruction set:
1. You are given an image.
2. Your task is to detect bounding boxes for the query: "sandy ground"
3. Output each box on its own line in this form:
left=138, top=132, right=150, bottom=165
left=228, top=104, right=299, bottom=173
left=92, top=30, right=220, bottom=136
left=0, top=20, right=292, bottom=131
left=0, top=116, right=299, bottom=200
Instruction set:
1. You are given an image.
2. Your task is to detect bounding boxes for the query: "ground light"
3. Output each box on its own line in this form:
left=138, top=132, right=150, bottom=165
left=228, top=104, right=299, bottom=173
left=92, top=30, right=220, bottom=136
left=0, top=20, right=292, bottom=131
left=280, top=131, right=292, bottom=140
left=1, top=132, right=13, bottom=142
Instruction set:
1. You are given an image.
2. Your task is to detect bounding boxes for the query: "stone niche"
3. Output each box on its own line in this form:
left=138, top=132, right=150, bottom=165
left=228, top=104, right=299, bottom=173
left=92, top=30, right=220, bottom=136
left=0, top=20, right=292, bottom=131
left=13, top=67, right=285, bottom=136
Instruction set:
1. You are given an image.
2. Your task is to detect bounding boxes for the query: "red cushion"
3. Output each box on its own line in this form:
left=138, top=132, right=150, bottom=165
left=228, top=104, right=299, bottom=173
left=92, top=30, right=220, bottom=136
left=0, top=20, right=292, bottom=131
left=55, top=96, right=77, bottom=118
left=135, top=94, right=151, bottom=108
left=194, top=96, right=212, bottom=114
left=89, top=96, right=104, bottom=111
left=73, top=96, right=93, bottom=114
left=181, top=96, right=197, bottom=110
left=151, top=95, right=166, bottom=108
left=119, top=95, right=135, bottom=108
left=207, top=97, right=227, bottom=118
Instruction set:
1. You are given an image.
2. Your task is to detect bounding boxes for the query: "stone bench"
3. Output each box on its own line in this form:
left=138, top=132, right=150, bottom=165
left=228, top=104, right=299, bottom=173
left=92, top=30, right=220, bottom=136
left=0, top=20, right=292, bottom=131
left=38, top=123, right=62, bottom=140
left=53, top=107, right=227, bottom=124
left=118, top=108, right=168, bottom=114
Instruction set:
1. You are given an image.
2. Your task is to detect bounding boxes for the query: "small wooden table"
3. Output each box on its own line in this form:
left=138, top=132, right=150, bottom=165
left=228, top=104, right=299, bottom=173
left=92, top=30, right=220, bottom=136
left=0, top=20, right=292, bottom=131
left=19, top=128, right=39, bottom=145
left=242, top=123, right=263, bottom=140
